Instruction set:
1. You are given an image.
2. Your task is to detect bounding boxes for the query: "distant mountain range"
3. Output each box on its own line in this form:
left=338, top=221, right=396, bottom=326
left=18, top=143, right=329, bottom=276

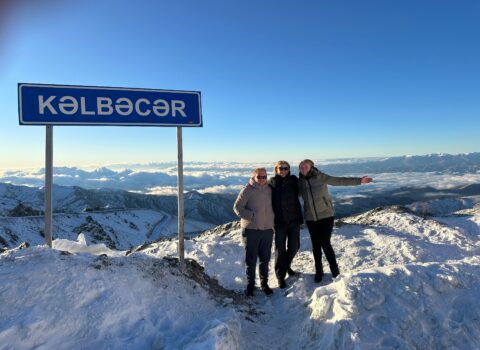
left=0, top=183, right=238, bottom=225
left=320, top=152, right=480, bottom=174
left=333, top=184, right=480, bottom=217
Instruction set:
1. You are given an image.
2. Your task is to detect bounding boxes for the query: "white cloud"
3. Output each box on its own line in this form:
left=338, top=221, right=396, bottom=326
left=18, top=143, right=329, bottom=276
left=197, top=185, right=244, bottom=194
left=1, top=164, right=480, bottom=196
left=145, top=186, right=179, bottom=196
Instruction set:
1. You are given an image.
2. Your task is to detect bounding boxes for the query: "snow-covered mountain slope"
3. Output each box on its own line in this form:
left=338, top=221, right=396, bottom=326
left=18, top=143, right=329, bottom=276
left=0, top=209, right=212, bottom=250
left=1, top=197, right=479, bottom=349
left=0, top=182, right=238, bottom=225
left=4, top=182, right=480, bottom=231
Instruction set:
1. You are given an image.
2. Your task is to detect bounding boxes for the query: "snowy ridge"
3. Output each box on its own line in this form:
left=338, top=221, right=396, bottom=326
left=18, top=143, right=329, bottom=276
left=1, top=197, right=480, bottom=349
left=341, top=206, right=480, bottom=253
left=407, top=195, right=480, bottom=216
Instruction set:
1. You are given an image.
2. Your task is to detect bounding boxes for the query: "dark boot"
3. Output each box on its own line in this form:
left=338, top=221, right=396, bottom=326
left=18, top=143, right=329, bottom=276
left=314, top=273, right=323, bottom=283
left=245, top=285, right=255, bottom=297
left=331, top=266, right=340, bottom=278
left=278, top=278, right=287, bottom=289
left=287, top=267, right=297, bottom=276
left=261, top=284, right=273, bottom=296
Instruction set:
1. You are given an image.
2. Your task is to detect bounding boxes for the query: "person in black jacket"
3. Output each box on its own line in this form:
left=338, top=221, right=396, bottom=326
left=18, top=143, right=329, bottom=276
left=269, top=160, right=304, bottom=289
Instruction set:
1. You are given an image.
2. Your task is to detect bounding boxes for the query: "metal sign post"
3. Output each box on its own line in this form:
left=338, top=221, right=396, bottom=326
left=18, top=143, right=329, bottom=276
left=18, top=83, right=202, bottom=265
left=177, top=127, right=185, bottom=270
left=44, top=125, right=53, bottom=247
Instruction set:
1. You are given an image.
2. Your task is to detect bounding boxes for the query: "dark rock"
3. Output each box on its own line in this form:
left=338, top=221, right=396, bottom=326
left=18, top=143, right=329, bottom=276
left=8, top=203, right=41, bottom=217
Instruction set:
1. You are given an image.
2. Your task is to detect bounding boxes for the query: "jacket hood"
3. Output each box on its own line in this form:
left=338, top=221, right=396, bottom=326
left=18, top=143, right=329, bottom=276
left=248, top=177, right=268, bottom=189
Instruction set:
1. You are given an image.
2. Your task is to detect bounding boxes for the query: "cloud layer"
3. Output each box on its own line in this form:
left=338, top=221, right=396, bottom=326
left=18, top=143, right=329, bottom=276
left=1, top=161, right=480, bottom=197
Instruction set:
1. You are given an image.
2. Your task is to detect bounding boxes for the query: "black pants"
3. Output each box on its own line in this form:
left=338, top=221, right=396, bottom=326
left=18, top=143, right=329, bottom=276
left=306, top=217, right=339, bottom=277
left=243, top=228, right=274, bottom=287
left=274, top=223, right=300, bottom=280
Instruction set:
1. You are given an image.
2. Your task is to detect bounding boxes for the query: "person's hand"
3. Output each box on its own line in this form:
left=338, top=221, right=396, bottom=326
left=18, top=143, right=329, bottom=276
left=361, top=176, right=373, bottom=184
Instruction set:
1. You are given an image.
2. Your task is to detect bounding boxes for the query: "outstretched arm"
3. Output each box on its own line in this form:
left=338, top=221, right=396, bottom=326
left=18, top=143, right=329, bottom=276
left=319, top=172, right=372, bottom=186
left=321, top=172, right=362, bottom=186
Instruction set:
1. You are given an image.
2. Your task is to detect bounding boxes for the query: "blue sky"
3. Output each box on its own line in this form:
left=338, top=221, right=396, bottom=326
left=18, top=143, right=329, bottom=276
left=1, top=0, right=479, bottom=168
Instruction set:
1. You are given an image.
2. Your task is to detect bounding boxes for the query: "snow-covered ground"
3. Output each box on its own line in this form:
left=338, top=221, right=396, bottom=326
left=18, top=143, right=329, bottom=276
left=0, top=242, right=243, bottom=349
left=1, top=198, right=480, bottom=349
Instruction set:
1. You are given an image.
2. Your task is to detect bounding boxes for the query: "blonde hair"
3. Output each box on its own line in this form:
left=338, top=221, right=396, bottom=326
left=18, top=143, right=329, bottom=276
left=252, top=167, right=267, bottom=177
left=274, top=160, right=290, bottom=174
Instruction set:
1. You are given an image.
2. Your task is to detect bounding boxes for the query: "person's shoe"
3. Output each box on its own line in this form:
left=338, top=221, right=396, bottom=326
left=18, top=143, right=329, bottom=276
left=314, top=273, right=323, bottom=283
left=278, top=278, right=287, bottom=289
left=245, top=285, right=255, bottom=297
left=331, top=268, right=340, bottom=279
left=261, top=284, right=274, bottom=296
left=287, top=267, right=297, bottom=276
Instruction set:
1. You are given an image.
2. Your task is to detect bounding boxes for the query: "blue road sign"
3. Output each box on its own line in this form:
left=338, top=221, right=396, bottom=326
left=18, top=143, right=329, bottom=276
left=18, top=83, right=202, bottom=127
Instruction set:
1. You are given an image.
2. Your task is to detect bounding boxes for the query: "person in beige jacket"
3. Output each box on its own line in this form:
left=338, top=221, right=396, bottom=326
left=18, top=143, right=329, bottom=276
left=234, top=168, right=275, bottom=297
left=299, top=159, right=372, bottom=283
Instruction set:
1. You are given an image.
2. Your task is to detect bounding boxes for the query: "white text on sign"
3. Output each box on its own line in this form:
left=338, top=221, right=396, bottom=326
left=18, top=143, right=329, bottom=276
left=38, top=95, right=188, bottom=117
